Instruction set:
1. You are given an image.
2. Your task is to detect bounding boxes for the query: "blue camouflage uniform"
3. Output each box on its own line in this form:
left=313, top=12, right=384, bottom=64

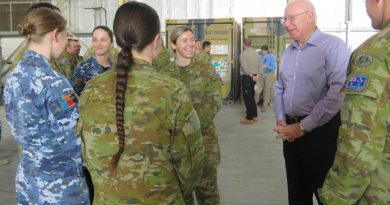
left=71, top=55, right=112, bottom=96
left=4, top=50, right=90, bottom=205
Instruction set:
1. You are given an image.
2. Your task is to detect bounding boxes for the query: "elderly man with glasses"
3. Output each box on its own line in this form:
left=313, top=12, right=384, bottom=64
left=273, top=0, right=351, bottom=204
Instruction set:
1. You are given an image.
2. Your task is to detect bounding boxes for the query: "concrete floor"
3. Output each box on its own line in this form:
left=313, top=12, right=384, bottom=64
left=0, top=104, right=293, bottom=204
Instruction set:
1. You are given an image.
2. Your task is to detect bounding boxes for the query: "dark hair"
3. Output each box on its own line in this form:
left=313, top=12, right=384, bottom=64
left=28, top=3, right=60, bottom=13
left=92, top=26, right=114, bottom=43
left=111, top=1, right=160, bottom=175
left=18, top=7, right=66, bottom=43
left=68, top=38, right=79, bottom=42
left=261, top=45, right=269, bottom=51
left=202, top=41, right=211, bottom=50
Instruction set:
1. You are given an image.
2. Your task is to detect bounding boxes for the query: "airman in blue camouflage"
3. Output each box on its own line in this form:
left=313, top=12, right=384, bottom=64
left=319, top=0, right=390, bottom=204
left=83, top=46, right=118, bottom=64
left=160, top=25, right=222, bottom=205
left=4, top=8, right=89, bottom=205
left=78, top=2, right=204, bottom=204
left=71, top=26, right=114, bottom=96
left=71, top=55, right=112, bottom=96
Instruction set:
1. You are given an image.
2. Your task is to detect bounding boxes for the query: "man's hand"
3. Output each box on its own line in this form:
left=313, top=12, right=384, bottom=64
left=274, top=121, right=305, bottom=142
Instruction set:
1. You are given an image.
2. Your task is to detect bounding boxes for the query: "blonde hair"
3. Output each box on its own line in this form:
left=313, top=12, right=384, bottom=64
left=17, top=7, right=66, bottom=43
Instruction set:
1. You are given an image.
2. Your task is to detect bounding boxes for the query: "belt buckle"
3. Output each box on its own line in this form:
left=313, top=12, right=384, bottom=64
left=288, top=116, right=299, bottom=123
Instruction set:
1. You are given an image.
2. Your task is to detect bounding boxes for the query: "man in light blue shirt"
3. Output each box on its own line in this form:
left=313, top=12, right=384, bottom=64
left=273, top=0, right=351, bottom=204
left=256, top=45, right=276, bottom=112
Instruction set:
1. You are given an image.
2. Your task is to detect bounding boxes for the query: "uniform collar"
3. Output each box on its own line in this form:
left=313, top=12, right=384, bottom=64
left=132, top=59, right=156, bottom=72
left=92, top=55, right=112, bottom=69
left=25, top=50, right=49, bottom=64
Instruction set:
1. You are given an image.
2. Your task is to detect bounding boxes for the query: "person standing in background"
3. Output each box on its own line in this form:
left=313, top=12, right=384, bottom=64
left=160, top=25, right=222, bottom=205
left=320, top=0, right=390, bottom=204
left=78, top=2, right=204, bottom=204
left=200, top=41, right=212, bottom=62
left=68, top=39, right=83, bottom=67
left=239, top=38, right=262, bottom=124
left=256, top=45, right=276, bottom=112
left=273, top=0, right=351, bottom=204
left=4, top=7, right=89, bottom=204
left=153, top=40, right=171, bottom=71
left=71, top=26, right=113, bottom=96
left=194, top=39, right=202, bottom=55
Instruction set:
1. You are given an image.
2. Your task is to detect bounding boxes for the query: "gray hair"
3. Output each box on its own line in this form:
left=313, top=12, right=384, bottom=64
left=170, top=25, right=193, bottom=45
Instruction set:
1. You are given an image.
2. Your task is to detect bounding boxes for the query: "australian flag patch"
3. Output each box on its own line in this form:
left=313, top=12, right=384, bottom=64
left=345, top=75, right=368, bottom=91
left=49, top=92, right=78, bottom=118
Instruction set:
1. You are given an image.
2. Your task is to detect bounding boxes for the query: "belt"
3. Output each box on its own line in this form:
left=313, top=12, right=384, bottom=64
left=285, top=115, right=306, bottom=125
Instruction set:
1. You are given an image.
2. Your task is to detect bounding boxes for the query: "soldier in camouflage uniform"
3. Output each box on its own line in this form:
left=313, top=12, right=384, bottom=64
left=4, top=8, right=89, bottom=204
left=78, top=2, right=204, bottom=204
left=52, top=50, right=74, bottom=81
left=153, top=43, right=171, bottom=71
left=71, top=26, right=113, bottom=96
left=71, top=39, right=83, bottom=66
left=319, top=0, right=390, bottom=204
left=160, top=26, right=222, bottom=205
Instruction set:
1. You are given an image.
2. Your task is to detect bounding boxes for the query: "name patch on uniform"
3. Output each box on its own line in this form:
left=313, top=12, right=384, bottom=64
left=345, top=75, right=368, bottom=91
left=354, top=54, right=372, bottom=67
left=49, top=92, right=78, bottom=118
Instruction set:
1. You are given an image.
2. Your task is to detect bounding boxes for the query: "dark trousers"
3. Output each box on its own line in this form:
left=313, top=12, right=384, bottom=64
left=241, top=75, right=257, bottom=120
left=283, top=112, right=340, bottom=205
left=82, top=166, right=94, bottom=203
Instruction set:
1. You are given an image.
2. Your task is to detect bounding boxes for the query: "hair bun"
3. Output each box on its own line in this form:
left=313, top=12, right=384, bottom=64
left=17, top=22, right=33, bottom=36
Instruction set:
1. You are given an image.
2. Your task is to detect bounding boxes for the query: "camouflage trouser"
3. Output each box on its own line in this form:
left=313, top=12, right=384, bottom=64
left=195, top=124, right=221, bottom=205
left=195, top=165, right=219, bottom=205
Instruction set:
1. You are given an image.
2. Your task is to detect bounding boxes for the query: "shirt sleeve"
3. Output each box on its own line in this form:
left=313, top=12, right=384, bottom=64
left=273, top=53, right=286, bottom=122
left=267, top=54, right=276, bottom=71
left=301, top=41, right=351, bottom=131
left=169, top=86, right=204, bottom=198
left=198, top=63, right=222, bottom=127
left=319, top=56, right=389, bottom=204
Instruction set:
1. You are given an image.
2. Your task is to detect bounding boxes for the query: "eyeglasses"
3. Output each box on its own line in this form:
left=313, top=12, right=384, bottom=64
left=281, top=11, right=309, bottom=24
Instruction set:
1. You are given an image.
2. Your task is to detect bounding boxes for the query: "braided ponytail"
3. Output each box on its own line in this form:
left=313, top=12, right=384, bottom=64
left=110, top=46, right=133, bottom=175
left=111, top=1, right=160, bottom=175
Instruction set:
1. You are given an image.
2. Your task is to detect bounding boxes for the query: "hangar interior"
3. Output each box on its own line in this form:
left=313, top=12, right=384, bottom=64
left=0, top=0, right=378, bottom=205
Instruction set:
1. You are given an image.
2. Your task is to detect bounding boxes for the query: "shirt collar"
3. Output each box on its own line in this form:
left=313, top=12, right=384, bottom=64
left=25, top=50, right=49, bottom=64
left=293, top=27, right=321, bottom=49
left=92, top=54, right=112, bottom=69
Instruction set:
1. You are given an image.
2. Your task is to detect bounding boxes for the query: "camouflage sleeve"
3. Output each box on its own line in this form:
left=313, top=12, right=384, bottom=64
left=198, top=62, right=222, bottom=126
left=168, top=86, right=204, bottom=197
left=319, top=58, right=390, bottom=204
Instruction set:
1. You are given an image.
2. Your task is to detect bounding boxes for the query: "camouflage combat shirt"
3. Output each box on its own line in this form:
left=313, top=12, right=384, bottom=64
left=78, top=59, right=204, bottom=205
left=71, top=55, right=112, bottom=96
left=320, top=20, right=390, bottom=205
left=160, top=56, right=222, bottom=166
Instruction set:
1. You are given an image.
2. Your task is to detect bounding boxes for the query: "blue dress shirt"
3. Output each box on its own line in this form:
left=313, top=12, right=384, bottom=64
left=260, top=53, right=276, bottom=73
left=274, top=29, right=351, bottom=131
